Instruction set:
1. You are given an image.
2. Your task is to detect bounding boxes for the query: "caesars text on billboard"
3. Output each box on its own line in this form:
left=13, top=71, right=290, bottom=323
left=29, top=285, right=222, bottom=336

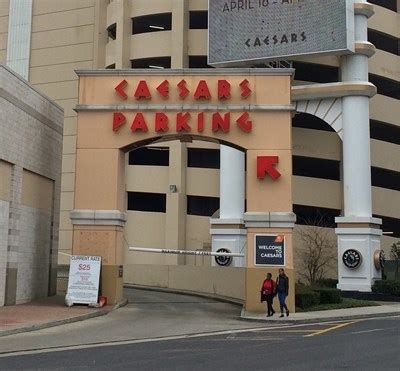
left=208, top=0, right=354, bottom=66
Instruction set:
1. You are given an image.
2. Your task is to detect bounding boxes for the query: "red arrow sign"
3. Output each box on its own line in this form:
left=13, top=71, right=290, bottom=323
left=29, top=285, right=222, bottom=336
left=257, top=156, right=281, bottom=180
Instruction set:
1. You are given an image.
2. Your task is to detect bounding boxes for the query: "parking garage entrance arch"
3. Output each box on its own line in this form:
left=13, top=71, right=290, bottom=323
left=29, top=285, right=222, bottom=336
left=71, top=69, right=295, bottom=313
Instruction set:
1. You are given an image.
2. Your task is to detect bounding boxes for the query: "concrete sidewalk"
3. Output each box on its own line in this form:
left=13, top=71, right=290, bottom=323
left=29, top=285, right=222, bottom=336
left=0, top=295, right=125, bottom=337
left=242, top=302, right=400, bottom=324
left=1, top=293, right=399, bottom=339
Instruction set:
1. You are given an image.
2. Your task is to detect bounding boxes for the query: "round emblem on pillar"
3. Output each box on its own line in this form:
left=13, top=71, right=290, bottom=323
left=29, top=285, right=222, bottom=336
left=374, top=250, right=386, bottom=270
left=215, top=248, right=232, bottom=266
left=342, top=249, right=362, bottom=269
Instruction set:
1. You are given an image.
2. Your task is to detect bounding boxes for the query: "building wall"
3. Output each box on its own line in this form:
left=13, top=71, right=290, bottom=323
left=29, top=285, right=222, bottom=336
left=0, top=160, right=12, bottom=306
left=0, top=65, right=63, bottom=305
left=1, top=1, right=398, bottom=283
left=0, top=0, right=9, bottom=64
left=27, top=0, right=99, bottom=264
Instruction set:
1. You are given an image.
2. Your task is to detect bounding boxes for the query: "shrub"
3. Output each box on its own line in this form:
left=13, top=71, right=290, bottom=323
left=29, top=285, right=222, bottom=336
left=372, top=280, right=400, bottom=296
left=295, top=285, right=320, bottom=309
left=315, top=278, right=338, bottom=288
left=313, top=287, right=342, bottom=304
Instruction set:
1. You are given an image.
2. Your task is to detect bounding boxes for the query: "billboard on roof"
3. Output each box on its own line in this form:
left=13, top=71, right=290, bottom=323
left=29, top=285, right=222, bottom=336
left=208, top=0, right=354, bottom=67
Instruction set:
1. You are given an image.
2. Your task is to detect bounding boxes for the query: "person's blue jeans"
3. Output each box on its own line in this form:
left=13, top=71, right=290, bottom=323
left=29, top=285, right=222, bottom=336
left=278, top=291, right=288, bottom=313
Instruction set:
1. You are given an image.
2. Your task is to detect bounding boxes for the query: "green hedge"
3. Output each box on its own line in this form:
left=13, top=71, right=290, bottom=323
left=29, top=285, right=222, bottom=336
left=315, top=279, right=338, bottom=288
left=295, top=285, right=320, bottom=309
left=295, top=284, right=343, bottom=308
left=313, top=288, right=342, bottom=304
left=372, top=280, right=400, bottom=296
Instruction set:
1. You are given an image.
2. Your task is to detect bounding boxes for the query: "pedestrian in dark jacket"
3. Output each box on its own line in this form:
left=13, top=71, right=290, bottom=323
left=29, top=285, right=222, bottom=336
left=260, top=273, right=276, bottom=317
left=276, top=268, right=289, bottom=317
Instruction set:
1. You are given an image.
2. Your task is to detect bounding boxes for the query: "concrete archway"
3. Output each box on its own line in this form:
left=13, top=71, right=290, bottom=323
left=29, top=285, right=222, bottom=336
left=292, top=81, right=383, bottom=291
left=71, top=69, right=296, bottom=312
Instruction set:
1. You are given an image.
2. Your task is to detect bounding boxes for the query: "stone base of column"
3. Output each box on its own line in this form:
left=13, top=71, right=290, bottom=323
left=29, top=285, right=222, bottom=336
left=101, top=265, right=124, bottom=304
left=210, top=219, right=247, bottom=267
left=335, top=217, right=383, bottom=292
left=243, top=212, right=296, bottom=313
left=71, top=209, right=127, bottom=305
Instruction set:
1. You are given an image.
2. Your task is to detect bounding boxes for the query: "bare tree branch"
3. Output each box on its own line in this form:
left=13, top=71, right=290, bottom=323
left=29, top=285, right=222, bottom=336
left=296, top=217, right=337, bottom=285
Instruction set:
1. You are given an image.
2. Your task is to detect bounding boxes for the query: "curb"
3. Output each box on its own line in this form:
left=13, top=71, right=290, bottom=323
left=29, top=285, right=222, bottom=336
left=240, top=308, right=400, bottom=325
left=0, top=298, right=128, bottom=338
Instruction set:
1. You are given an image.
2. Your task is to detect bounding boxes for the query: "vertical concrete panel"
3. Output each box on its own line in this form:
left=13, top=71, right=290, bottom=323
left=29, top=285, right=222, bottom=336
left=0, top=160, right=12, bottom=201
left=0, top=200, right=10, bottom=306
left=16, top=206, right=52, bottom=304
left=165, top=142, right=187, bottom=265
left=6, top=0, right=32, bottom=79
left=171, top=0, right=188, bottom=68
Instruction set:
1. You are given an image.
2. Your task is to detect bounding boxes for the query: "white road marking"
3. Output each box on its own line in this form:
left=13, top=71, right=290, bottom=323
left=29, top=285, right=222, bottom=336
left=351, top=328, right=386, bottom=335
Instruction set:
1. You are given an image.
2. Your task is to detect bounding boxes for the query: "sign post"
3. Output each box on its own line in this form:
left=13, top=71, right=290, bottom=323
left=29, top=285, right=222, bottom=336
left=67, top=255, right=102, bottom=305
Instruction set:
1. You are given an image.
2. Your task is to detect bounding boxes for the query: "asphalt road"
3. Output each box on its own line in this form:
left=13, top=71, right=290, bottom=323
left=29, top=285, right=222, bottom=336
left=0, top=288, right=262, bottom=353
left=0, top=289, right=399, bottom=370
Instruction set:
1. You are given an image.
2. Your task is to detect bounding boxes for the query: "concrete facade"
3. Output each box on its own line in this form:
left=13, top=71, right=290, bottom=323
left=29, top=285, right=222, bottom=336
left=0, top=65, right=63, bottom=305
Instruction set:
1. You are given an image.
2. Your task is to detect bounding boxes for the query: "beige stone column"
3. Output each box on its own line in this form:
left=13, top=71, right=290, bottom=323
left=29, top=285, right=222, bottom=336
left=164, top=141, right=187, bottom=265
left=93, top=0, right=109, bottom=68
left=167, top=0, right=188, bottom=262
left=114, top=0, right=131, bottom=69
left=171, top=0, right=189, bottom=68
left=71, top=148, right=126, bottom=304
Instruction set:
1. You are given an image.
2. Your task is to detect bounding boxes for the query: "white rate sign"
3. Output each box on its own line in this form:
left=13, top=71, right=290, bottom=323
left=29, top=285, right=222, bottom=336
left=67, top=255, right=102, bottom=304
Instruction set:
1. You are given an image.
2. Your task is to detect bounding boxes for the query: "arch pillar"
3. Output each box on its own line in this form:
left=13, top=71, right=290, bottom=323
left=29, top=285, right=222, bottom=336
left=211, top=145, right=246, bottom=268
left=336, top=1, right=382, bottom=291
left=292, top=0, right=383, bottom=291
left=71, top=147, right=126, bottom=304
left=242, top=111, right=296, bottom=313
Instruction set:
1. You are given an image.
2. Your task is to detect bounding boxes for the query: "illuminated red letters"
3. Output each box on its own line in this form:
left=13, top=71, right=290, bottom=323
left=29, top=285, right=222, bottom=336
left=114, top=78, right=253, bottom=100
left=157, top=80, right=169, bottom=98
left=178, top=79, right=189, bottom=98
left=240, top=79, right=252, bottom=98
left=197, top=112, right=205, bottom=132
left=115, top=80, right=128, bottom=100
left=155, top=113, right=168, bottom=132
left=134, top=80, right=151, bottom=99
left=257, top=156, right=281, bottom=180
left=113, top=112, right=126, bottom=131
left=236, top=112, right=252, bottom=133
left=212, top=113, right=230, bottom=132
left=131, top=113, right=148, bottom=132
left=218, top=80, right=231, bottom=99
left=176, top=112, right=191, bottom=132
left=194, top=80, right=211, bottom=100
left=113, top=79, right=255, bottom=134
left=115, top=112, right=252, bottom=134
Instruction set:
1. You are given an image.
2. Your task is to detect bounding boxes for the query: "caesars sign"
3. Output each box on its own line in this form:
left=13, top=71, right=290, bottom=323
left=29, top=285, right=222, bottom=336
left=208, top=0, right=355, bottom=66
left=112, top=78, right=253, bottom=134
